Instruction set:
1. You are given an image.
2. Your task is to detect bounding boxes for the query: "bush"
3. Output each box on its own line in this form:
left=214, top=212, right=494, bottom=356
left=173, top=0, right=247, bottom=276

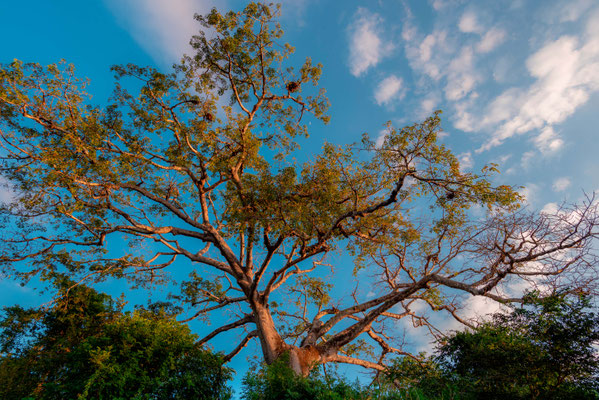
left=0, top=276, right=232, bottom=400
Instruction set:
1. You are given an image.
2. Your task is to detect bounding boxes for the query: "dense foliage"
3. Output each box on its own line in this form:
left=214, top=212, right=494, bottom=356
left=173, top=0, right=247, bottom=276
left=242, top=354, right=369, bottom=400
left=386, top=293, right=599, bottom=400
left=0, top=277, right=232, bottom=400
left=438, top=293, right=599, bottom=399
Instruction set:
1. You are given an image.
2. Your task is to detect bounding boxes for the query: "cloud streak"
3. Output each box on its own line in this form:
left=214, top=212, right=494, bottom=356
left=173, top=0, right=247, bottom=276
left=103, top=0, right=218, bottom=65
left=553, top=177, right=571, bottom=192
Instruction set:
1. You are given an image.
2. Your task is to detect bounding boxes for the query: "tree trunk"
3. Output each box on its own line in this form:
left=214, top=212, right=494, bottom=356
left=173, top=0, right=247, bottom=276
left=252, top=302, right=328, bottom=376
left=253, top=303, right=286, bottom=364
left=287, top=345, right=325, bottom=376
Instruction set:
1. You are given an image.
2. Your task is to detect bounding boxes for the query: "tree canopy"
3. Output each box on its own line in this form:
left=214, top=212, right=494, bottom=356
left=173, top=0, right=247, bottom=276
left=387, top=293, right=599, bottom=399
left=0, top=275, right=232, bottom=399
left=1, top=2, right=599, bottom=375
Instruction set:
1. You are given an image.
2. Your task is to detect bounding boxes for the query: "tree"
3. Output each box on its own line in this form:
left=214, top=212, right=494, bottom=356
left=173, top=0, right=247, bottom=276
left=435, top=293, right=599, bottom=399
left=1, top=2, right=599, bottom=376
left=0, top=276, right=232, bottom=399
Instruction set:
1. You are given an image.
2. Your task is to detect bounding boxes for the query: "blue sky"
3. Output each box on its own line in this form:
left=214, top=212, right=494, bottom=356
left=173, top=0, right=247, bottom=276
left=2, top=0, right=599, bottom=389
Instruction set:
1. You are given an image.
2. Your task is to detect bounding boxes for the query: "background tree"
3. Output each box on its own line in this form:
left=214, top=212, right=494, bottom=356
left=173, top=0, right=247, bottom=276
left=1, top=2, right=599, bottom=375
left=436, top=293, right=599, bottom=399
left=0, top=275, right=232, bottom=399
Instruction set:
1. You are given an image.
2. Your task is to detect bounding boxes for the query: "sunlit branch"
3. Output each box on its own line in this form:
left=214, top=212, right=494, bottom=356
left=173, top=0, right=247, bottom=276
left=326, top=354, right=385, bottom=372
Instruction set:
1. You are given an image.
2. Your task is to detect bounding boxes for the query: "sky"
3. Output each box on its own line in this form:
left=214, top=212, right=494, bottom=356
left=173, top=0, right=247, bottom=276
left=1, top=0, right=599, bottom=390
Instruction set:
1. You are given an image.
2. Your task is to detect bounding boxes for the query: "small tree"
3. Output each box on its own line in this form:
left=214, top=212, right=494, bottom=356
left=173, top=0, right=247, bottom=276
left=436, top=293, right=599, bottom=399
left=1, top=2, right=599, bottom=375
left=0, top=276, right=232, bottom=399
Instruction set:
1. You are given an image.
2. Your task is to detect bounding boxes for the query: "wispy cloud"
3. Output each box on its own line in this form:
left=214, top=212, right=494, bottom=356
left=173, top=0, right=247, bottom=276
left=552, top=177, right=571, bottom=192
left=458, top=152, right=474, bottom=171
left=0, top=175, right=16, bottom=204
left=520, top=150, right=536, bottom=169
left=405, top=29, right=451, bottom=81
left=103, top=0, right=218, bottom=65
left=279, top=0, right=311, bottom=26
left=553, top=0, right=594, bottom=22
left=458, top=11, right=482, bottom=34
left=374, top=75, right=404, bottom=106
left=347, top=8, right=392, bottom=77
left=375, top=128, right=388, bottom=148
left=418, top=95, right=440, bottom=119
left=401, top=1, right=599, bottom=160
left=478, top=23, right=599, bottom=151
left=445, top=45, right=479, bottom=100
left=476, top=28, right=506, bottom=53
left=533, top=126, right=563, bottom=154
left=519, top=183, right=540, bottom=205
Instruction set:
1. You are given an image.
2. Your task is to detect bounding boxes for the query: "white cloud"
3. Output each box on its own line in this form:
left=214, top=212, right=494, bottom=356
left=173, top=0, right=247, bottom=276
left=519, top=183, right=540, bottom=205
left=491, top=57, right=513, bottom=83
left=478, top=28, right=599, bottom=151
left=375, top=129, right=388, bottom=148
left=103, top=0, right=216, bottom=65
left=533, top=126, right=564, bottom=154
left=418, top=95, right=439, bottom=119
left=458, top=152, right=474, bottom=171
left=476, top=28, right=506, bottom=53
left=405, top=29, right=450, bottom=80
left=520, top=150, right=536, bottom=169
left=541, top=202, right=559, bottom=215
left=347, top=8, right=391, bottom=77
left=552, top=177, right=571, bottom=192
left=374, top=75, right=404, bottom=106
left=453, top=99, right=477, bottom=132
left=461, top=295, right=505, bottom=320
left=445, top=46, right=479, bottom=100
left=279, top=0, right=311, bottom=26
left=458, top=11, right=482, bottom=34
left=431, top=0, right=447, bottom=11
left=0, top=175, right=16, bottom=204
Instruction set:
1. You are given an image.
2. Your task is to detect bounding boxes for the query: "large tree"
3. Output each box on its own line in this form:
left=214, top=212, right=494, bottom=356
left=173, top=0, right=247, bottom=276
left=1, top=3, right=598, bottom=375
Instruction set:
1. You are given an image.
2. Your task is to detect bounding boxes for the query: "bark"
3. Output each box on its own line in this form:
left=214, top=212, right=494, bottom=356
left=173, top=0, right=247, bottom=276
left=252, top=300, right=328, bottom=376
left=287, top=345, right=324, bottom=376
left=253, top=302, right=286, bottom=364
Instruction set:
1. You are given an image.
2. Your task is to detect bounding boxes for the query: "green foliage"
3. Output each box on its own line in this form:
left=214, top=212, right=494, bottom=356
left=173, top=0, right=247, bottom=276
left=387, top=293, right=599, bottom=400
left=242, top=354, right=472, bottom=400
left=0, top=276, right=232, bottom=400
left=385, top=355, right=469, bottom=400
left=438, top=293, right=599, bottom=399
left=242, top=354, right=371, bottom=400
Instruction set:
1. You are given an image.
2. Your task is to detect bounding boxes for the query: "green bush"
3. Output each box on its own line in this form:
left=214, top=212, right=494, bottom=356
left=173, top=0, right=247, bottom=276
left=241, top=352, right=468, bottom=400
left=0, top=276, right=232, bottom=400
left=385, top=292, right=599, bottom=400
